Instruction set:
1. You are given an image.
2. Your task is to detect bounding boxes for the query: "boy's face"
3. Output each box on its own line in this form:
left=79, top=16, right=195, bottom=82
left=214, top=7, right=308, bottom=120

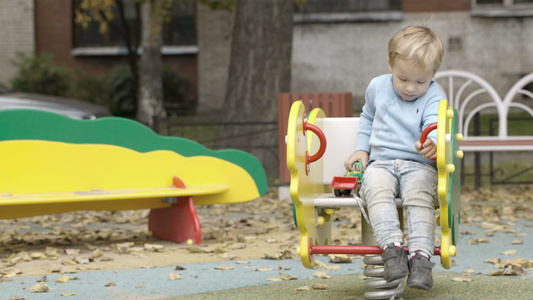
left=389, top=59, right=435, bottom=102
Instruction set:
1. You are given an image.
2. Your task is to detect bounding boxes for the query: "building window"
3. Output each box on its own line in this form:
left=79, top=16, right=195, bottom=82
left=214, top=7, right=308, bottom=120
left=471, top=0, right=533, bottom=17
left=294, top=0, right=402, bottom=23
left=72, top=0, right=197, bottom=56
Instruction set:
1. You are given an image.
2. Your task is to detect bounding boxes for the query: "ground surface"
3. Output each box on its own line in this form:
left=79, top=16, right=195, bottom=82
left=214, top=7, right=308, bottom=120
left=1, top=185, right=532, bottom=299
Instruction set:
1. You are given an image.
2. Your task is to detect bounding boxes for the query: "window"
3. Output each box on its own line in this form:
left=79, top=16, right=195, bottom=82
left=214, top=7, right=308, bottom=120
left=294, top=0, right=402, bottom=23
left=471, top=0, right=533, bottom=17
left=72, top=0, right=197, bottom=56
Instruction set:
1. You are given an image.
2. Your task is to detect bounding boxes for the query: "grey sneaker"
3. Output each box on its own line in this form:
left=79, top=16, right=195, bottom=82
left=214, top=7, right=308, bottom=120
left=381, top=243, right=409, bottom=282
left=407, top=252, right=436, bottom=290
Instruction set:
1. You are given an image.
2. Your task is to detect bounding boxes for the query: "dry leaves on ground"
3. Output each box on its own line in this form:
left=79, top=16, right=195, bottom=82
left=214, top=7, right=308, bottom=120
left=0, top=185, right=532, bottom=282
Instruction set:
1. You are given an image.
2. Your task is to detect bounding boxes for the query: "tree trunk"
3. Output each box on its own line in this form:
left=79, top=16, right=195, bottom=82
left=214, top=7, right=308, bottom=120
left=136, top=1, right=166, bottom=126
left=216, top=0, right=293, bottom=181
left=116, top=0, right=140, bottom=92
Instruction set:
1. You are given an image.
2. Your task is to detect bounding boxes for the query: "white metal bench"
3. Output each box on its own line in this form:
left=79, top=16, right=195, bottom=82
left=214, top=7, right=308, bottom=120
left=434, top=70, right=533, bottom=186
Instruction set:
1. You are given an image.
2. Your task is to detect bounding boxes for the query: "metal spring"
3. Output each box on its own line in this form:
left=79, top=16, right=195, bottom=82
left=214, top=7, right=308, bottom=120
left=363, top=255, right=404, bottom=300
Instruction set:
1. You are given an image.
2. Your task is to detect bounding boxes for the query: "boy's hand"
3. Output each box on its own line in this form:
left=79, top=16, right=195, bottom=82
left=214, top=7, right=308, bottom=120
left=415, top=139, right=437, bottom=160
left=344, top=150, right=369, bottom=171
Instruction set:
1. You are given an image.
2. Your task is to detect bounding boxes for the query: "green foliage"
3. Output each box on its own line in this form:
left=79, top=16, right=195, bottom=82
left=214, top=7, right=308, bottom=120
left=197, top=0, right=236, bottom=11
left=9, top=52, right=69, bottom=96
left=105, top=66, right=138, bottom=117
left=467, top=112, right=533, bottom=136
left=66, top=67, right=111, bottom=106
left=104, top=65, right=196, bottom=117
left=8, top=52, right=195, bottom=118
left=162, top=66, right=197, bottom=115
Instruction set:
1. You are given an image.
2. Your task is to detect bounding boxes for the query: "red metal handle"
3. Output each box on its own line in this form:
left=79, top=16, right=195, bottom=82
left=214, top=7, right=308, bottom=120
left=304, top=122, right=327, bottom=164
left=420, top=122, right=438, bottom=162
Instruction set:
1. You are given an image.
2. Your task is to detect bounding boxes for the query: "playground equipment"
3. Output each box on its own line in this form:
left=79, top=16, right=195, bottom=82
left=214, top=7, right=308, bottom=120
left=0, top=109, right=267, bottom=245
left=286, top=100, right=462, bottom=299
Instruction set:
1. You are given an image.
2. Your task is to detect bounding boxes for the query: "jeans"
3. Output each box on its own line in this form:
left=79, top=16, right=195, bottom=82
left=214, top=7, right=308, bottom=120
left=360, top=159, right=438, bottom=257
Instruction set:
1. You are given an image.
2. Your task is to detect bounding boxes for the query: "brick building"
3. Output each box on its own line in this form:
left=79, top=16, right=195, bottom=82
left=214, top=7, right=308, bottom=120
left=1, top=0, right=532, bottom=115
left=0, top=0, right=34, bottom=86
left=0, top=0, right=198, bottom=103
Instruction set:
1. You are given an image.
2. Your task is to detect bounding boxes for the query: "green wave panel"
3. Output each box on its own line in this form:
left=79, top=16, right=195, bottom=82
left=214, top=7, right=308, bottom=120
left=0, top=109, right=267, bottom=196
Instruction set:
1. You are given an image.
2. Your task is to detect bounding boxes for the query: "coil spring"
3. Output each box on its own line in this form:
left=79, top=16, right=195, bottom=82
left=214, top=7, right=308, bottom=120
left=363, top=255, right=404, bottom=300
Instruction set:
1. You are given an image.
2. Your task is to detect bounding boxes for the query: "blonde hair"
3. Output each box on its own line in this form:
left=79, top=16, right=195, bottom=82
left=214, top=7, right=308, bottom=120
left=388, top=26, right=444, bottom=73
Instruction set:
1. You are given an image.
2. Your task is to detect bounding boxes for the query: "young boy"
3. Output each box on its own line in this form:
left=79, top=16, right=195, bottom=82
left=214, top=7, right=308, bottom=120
left=344, top=25, right=444, bottom=290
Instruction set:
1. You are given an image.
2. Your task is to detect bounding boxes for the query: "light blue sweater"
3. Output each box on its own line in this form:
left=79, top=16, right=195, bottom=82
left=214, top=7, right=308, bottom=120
left=355, top=74, right=444, bottom=166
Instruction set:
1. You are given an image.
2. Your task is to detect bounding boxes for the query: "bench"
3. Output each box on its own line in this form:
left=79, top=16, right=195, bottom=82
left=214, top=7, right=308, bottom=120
left=0, top=110, right=268, bottom=244
left=434, top=70, right=533, bottom=187
left=286, top=100, right=461, bottom=298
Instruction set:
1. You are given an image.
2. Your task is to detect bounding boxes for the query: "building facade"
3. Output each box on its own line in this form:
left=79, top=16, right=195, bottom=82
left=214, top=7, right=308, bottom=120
left=0, top=0, right=531, bottom=115
left=198, top=0, right=533, bottom=114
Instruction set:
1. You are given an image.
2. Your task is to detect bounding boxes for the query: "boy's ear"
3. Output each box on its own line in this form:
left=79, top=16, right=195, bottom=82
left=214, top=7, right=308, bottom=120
left=387, top=57, right=392, bottom=73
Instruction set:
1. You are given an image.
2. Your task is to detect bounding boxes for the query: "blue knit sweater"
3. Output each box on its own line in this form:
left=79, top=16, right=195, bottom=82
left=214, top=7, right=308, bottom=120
left=355, top=74, right=444, bottom=166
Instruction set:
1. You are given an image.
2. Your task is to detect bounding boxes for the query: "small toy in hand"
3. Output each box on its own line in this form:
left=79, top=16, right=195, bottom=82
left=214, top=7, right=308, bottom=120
left=330, top=161, right=363, bottom=197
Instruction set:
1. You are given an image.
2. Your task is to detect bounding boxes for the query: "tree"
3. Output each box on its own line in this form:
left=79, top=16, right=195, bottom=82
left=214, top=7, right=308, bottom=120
left=75, top=0, right=171, bottom=125
left=75, top=0, right=141, bottom=99
left=215, top=0, right=294, bottom=179
left=136, top=0, right=172, bottom=124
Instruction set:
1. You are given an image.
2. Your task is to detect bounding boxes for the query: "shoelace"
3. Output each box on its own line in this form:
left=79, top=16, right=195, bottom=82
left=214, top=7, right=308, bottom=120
left=353, top=193, right=372, bottom=227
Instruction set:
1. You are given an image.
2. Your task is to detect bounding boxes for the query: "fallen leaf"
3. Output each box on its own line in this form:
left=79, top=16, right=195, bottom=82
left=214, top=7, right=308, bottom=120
left=263, top=250, right=292, bottom=260
left=279, top=273, right=297, bottom=281
left=325, top=264, right=342, bottom=270
left=266, top=278, right=283, bottom=282
left=56, top=274, right=70, bottom=283
left=460, top=230, right=476, bottom=235
left=186, top=245, right=213, bottom=253
left=485, top=258, right=500, bottom=264
left=314, top=270, right=333, bottom=279
left=313, top=260, right=327, bottom=269
left=511, top=240, right=523, bottom=245
left=144, top=243, right=164, bottom=251
left=169, top=272, right=182, bottom=280
left=48, top=265, right=62, bottom=273
left=64, top=249, right=80, bottom=256
left=501, top=250, right=517, bottom=255
left=75, top=257, right=90, bottom=264
left=451, top=277, right=473, bottom=282
left=255, top=267, right=274, bottom=272
left=218, top=253, right=237, bottom=260
left=231, top=243, right=246, bottom=250
left=62, top=259, right=76, bottom=265
left=105, top=282, right=116, bottom=287
left=91, top=249, right=104, bottom=259
left=295, top=286, right=310, bottom=291
left=30, top=252, right=46, bottom=260
left=215, top=265, right=235, bottom=270
left=312, top=283, right=327, bottom=290
left=60, top=293, right=76, bottom=296
left=30, top=282, right=49, bottom=293
left=329, top=254, right=352, bottom=263
left=467, top=238, right=489, bottom=244
left=4, top=270, right=22, bottom=278
left=84, top=243, right=97, bottom=251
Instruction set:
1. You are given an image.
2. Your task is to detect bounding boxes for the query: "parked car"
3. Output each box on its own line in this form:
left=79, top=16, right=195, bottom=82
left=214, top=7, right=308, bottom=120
left=0, top=84, right=111, bottom=119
